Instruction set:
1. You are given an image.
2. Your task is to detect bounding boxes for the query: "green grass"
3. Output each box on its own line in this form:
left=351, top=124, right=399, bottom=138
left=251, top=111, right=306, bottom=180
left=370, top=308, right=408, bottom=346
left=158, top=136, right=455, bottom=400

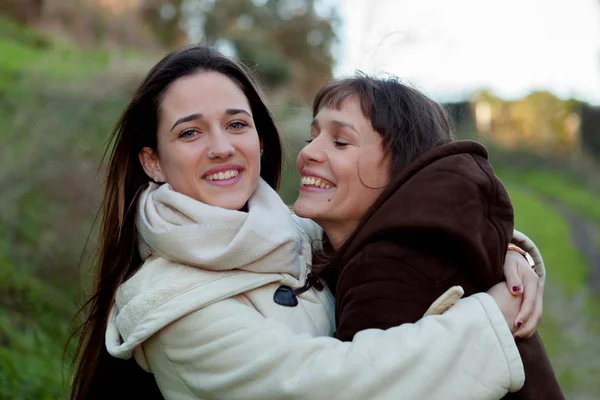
left=0, top=18, right=157, bottom=398
left=0, top=36, right=111, bottom=85
left=506, top=185, right=590, bottom=294
left=0, top=19, right=128, bottom=399
left=0, top=15, right=49, bottom=47
left=0, top=258, right=74, bottom=399
left=499, top=168, right=600, bottom=225
left=0, top=16, right=156, bottom=94
left=502, top=181, right=600, bottom=396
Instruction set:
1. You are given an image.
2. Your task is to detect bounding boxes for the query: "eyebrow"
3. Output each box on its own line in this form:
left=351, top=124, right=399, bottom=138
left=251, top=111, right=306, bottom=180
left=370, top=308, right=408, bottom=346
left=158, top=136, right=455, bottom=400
left=225, top=108, right=251, bottom=118
left=171, top=113, right=202, bottom=131
left=311, top=118, right=359, bottom=135
left=170, top=109, right=252, bottom=131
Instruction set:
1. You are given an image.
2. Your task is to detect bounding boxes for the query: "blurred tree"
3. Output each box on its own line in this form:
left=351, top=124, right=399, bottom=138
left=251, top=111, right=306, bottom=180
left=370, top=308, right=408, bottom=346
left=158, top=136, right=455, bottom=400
left=141, top=0, right=187, bottom=47
left=580, top=104, right=600, bottom=158
left=1, top=0, right=338, bottom=103
left=133, top=0, right=339, bottom=101
left=472, top=90, right=585, bottom=156
left=196, top=0, right=338, bottom=102
left=0, top=0, right=160, bottom=48
left=0, top=0, right=44, bottom=24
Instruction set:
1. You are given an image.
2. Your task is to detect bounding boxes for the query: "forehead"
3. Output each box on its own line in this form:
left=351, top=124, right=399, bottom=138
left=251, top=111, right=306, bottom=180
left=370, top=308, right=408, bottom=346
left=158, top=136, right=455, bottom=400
left=316, top=96, right=372, bottom=129
left=160, top=71, right=251, bottom=118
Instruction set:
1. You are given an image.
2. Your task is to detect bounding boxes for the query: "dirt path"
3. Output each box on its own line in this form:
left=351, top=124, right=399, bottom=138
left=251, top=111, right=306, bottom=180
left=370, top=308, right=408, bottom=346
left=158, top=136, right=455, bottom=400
left=549, top=200, right=600, bottom=294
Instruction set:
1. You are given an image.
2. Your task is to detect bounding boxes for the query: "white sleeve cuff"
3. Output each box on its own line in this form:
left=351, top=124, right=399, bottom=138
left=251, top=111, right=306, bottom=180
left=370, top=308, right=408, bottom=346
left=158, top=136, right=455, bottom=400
left=512, top=229, right=546, bottom=286
left=470, top=293, right=525, bottom=392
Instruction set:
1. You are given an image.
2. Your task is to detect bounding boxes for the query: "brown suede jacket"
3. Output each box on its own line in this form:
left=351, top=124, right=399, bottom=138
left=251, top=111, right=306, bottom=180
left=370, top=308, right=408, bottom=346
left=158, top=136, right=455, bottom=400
left=323, top=141, right=563, bottom=399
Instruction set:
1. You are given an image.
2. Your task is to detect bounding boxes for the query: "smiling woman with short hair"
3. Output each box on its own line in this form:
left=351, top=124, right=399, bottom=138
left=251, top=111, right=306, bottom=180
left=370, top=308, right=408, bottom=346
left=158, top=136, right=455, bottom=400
left=294, top=75, right=562, bottom=399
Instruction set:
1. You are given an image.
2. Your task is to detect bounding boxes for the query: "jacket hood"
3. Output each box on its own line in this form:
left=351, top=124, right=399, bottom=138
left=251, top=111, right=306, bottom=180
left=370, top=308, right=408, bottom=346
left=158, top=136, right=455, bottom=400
left=333, top=140, right=514, bottom=290
left=137, top=178, right=302, bottom=277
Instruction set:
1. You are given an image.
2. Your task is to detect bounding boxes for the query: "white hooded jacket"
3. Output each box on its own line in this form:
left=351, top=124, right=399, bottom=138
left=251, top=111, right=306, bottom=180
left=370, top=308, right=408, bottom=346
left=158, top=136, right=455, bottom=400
left=106, top=179, right=526, bottom=400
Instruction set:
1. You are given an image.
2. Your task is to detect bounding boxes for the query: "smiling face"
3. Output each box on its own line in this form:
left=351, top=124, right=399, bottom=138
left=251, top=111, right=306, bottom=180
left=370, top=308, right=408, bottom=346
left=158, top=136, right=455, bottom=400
left=293, top=96, right=391, bottom=248
left=139, top=71, right=262, bottom=210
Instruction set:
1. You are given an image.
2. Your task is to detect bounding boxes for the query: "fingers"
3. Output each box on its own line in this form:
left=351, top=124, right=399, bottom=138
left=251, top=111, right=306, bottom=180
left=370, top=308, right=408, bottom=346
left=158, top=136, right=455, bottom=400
left=514, top=278, right=536, bottom=332
left=515, top=284, right=544, bottom=338
left=514, top=263, right=539, bottom=331
left=503, top=254, right=524, bottom=296
left=487, top=282, right=522, bottom=334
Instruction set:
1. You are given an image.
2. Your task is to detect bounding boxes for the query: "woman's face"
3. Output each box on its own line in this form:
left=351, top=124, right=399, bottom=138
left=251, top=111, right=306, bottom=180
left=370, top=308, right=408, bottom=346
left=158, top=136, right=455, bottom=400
left=139, top=71, right=262, bottom=210
left=293, top=96, right=390, bottom=243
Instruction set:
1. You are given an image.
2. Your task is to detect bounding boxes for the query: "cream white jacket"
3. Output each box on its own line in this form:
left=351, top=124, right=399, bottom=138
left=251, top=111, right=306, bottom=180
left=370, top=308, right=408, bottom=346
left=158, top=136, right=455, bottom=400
left=106, top=180, right=531, bottom=400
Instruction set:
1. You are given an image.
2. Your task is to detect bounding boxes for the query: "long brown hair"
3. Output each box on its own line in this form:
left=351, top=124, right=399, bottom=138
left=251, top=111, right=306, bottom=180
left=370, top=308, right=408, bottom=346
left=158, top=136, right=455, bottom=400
left=68, top=45, right=284, bottom=399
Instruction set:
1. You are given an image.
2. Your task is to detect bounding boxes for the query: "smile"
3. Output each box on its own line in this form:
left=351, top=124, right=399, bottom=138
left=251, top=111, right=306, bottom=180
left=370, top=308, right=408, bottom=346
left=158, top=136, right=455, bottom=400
left=300, top=175, right=335, bottom=190
left=205, top=170, right=240, bottom=181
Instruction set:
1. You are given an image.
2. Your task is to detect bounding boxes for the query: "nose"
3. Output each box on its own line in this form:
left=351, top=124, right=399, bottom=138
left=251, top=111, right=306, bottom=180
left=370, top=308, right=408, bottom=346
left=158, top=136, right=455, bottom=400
left=208, top=129, right=235, bottom=160
left=299, top=136, right=326, bottom=164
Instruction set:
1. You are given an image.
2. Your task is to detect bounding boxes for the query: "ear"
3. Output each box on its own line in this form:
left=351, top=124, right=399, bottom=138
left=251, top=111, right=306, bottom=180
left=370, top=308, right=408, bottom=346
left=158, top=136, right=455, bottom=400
left=139, top=147, right=166, bottom=183
left=259, top=137, right=264, bottom=155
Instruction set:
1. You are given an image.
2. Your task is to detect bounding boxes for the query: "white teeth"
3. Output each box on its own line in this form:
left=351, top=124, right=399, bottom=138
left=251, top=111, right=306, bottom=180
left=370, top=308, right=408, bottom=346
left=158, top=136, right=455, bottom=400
left=206, top=170, right=239, bottom=181
left=301, top=176, right=333, bottom=189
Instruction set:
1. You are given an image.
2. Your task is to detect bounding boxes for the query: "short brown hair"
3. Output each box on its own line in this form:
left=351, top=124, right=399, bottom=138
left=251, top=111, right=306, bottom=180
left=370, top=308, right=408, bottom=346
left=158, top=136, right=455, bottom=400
left=311, top=75, right=455, bottom=275
left=313, top=74, right=454, bottom=176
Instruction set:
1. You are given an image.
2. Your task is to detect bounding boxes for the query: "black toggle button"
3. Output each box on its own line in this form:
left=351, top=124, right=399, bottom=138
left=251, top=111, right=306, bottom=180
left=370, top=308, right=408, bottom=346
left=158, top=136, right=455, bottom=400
left=273, top=286, right=299, bottom=307
left=273, top=273, right=324, bottom=307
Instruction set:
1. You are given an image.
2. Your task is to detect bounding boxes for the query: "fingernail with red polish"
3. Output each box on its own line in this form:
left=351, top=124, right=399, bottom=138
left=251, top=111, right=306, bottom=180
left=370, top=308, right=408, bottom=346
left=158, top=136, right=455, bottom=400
left=514, top=335, right=521, bottom=339
left=512, top=285, right=522, bottom=292
left=517, top=321, right=523, bottom=328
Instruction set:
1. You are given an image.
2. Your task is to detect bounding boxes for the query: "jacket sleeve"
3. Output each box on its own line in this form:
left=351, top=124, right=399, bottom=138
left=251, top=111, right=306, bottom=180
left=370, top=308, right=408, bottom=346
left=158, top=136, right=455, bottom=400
left=143, top=292, right=523, bottom=400
left=512, top=229, right=546, bottom=286
left=333, top=161, right=513, bottom=334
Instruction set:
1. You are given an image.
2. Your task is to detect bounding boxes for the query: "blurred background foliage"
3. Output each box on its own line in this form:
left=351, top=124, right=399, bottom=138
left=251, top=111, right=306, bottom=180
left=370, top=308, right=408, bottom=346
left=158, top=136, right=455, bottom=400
left=0, top=1, right=599, bottom=399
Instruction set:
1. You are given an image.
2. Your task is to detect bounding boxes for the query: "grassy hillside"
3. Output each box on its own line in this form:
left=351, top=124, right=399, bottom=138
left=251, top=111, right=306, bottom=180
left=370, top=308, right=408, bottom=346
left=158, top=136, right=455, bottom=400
left=503, top=185, right=600, bottom=395
left=0, top=17, right=136, bottom=399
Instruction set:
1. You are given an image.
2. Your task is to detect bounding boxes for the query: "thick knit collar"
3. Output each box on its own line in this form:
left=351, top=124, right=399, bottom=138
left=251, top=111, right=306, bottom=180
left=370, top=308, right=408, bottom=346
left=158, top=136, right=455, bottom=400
left=137, top=178, right=302, bottom=278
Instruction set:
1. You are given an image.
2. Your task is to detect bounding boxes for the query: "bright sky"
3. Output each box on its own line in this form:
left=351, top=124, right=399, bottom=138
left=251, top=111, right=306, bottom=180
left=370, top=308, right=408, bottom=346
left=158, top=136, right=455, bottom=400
left=333, top=0, right=600, bottom=104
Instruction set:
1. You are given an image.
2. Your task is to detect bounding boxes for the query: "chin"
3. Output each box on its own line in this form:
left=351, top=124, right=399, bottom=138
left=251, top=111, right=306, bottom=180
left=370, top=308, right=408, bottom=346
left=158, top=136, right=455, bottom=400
left=205, top=192, right=249, bottom=211
left=293, top=199, right=319, bottom=219
left=219, top=202, right=247, bottom=211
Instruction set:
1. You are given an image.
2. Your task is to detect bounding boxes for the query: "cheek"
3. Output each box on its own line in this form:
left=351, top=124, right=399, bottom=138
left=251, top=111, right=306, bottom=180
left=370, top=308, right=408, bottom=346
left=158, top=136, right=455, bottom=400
left=164, top=144, right=203, bottom=173
left=334, top=154, right=388, bottom=213
left=238, top=134, right=262, bottom=176
left=356, top=150, right=390, bottom=188
left=329, top=153, right=357, bottom=189
left=295, top=152, right=303, bottom=173
left=247, top=135, right=262, bottom=165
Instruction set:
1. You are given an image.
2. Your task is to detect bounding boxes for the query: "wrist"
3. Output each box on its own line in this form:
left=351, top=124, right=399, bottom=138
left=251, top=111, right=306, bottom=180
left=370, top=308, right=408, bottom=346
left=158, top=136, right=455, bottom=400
left=507, top=243, right=534, bottom=268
